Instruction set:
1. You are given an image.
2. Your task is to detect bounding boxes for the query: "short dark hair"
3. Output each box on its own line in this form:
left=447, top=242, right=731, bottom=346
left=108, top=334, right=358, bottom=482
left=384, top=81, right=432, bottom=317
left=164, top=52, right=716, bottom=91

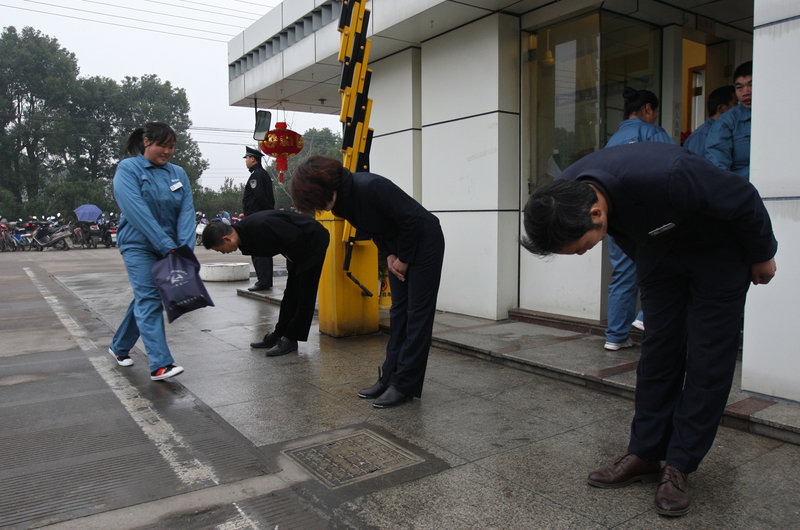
left=201, top=222, right=233, bottom=249
left=521, top=179, right=600, bottom=256
left=126, top=122, right=176, bottom=156
left=734, top=60, right=752, bottom=81
left=707, top=85, right=736, bottom=116
left=623, top=87, right=659, bottom=117
left=290, top=155, right=344, bottom=213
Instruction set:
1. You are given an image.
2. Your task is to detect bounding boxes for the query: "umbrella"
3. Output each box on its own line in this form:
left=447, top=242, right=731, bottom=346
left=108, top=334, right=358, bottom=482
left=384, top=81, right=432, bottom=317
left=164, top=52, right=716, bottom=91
left=74, top=204, right=102, bottom=222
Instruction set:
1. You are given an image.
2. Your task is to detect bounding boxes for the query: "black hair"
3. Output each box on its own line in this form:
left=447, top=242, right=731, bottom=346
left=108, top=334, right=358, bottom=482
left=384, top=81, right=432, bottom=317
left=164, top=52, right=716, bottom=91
left=521, top=179, right=600, bottom=256
left=201, top=221, right=233, bottom=249
left=733, top=60, right=752, bottom=81
left=707, top=85, right=736, bottom=116
left=126, top=122, right=177, bottom=156
left=623, top=87, right=659, bottom=117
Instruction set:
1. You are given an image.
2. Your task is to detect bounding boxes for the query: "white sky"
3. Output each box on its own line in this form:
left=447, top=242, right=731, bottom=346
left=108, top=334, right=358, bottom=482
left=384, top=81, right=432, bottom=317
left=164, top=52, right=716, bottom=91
left=0, top=0, right=341, bottom=190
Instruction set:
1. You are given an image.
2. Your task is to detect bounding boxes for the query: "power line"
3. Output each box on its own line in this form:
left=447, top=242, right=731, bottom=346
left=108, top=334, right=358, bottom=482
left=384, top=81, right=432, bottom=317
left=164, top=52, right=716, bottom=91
left=25, top=0, right=238, bottom=37
left=76, top=0, right=249, bottom=29
left=0, top=3, right=230, bottom=43
left=168, top=0, right=266, bottom=17
left=139, top=0, right=259, bottom=20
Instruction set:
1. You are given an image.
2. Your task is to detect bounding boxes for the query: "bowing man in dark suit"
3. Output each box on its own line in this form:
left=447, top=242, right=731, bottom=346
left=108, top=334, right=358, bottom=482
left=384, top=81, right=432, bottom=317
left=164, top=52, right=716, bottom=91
left=242, top=146, right=276, bottom=292
left=291, top=156, right=445, bottom=409
left=202, top=210, right=329, bottom=357
left=522, top=142, right=777, bottom=517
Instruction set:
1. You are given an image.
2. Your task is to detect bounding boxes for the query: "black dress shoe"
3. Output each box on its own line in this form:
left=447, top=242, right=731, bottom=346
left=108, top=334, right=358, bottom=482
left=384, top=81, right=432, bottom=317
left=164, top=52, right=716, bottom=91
left=373, top=385, right=412, bottom=408
left=358, top=380, right=388, bottom=399
left=265, top=337, right=297, bottom=357
left=248, top=283, right=272, bottom=292
left=250, top=332, right=279, bottom=349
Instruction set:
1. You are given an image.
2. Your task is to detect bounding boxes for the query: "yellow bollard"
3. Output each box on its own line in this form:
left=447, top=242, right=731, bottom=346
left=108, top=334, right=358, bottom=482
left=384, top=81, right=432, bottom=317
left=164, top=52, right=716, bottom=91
left=316, top=211, right=379, bottom=337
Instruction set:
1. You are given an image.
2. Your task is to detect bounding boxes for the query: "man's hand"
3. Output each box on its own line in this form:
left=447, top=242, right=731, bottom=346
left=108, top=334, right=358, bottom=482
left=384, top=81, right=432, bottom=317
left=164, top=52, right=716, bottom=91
left=387, top=254, right=408, bottom=282
left=751, top=258, right=776, bottom=285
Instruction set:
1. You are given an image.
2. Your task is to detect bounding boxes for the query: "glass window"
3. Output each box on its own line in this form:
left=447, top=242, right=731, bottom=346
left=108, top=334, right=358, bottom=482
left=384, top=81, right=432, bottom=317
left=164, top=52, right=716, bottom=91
left=528, top=12, right=660, bottom=191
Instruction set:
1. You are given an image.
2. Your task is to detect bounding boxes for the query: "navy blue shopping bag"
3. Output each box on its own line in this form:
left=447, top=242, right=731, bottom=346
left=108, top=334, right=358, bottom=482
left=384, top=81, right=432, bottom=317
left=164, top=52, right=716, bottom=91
left=151, top=245, right=214, bottom=322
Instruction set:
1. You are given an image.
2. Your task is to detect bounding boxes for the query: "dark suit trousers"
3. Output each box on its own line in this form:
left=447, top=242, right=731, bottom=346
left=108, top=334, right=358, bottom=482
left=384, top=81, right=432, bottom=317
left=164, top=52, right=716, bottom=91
left=252, top=255, right=273, bottom=288
left=628, top=249, right=750, bottom=473
left=273, top=239, right=327, bottom=342
left=380, top=225, right=445, bottom=398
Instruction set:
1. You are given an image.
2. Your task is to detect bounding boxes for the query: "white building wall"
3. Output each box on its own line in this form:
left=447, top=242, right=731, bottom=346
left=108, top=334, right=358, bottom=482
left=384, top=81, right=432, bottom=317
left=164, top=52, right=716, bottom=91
left=369, top=48, right=422, bottom=199
left=742, top=2, right=800, bottom=402
left=419, top=13, right=520, bottom=319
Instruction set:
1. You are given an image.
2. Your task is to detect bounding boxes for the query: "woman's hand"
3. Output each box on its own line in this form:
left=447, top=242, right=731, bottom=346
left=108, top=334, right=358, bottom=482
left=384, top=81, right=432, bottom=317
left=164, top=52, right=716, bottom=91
left=751, top=258, right=776, bottom=285
left=387, top=254, right=409, bottom=282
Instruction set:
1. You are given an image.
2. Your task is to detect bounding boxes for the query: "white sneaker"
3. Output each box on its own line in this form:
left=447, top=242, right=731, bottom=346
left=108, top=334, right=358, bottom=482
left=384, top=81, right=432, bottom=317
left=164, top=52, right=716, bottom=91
left=109, top=347, right=134, bottom=367
left=604, top=338, right=634, bottom=351
left=632, top=319, right=645, bottom=331
left=150, top=365, right=184, bottom=381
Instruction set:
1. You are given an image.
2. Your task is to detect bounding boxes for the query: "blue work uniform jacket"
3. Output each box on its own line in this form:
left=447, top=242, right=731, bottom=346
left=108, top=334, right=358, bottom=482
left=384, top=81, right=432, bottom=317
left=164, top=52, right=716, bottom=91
left=606, top=118, right=674, bottom=148
left=113, top=154, right=196, bottom=256
left=683, top=117, right=714, bottom=156
left=704, top=104, right=751, bottom=179
left=331, top=170, right=439, bottom=265
left=556, top=143, right=776, bottom=280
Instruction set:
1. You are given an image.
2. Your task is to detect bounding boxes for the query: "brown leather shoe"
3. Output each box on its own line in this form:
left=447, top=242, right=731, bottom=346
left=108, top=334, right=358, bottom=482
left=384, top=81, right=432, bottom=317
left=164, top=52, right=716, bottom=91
left=655, top=465, right=690, bottom=516
left=587, top=453, right=661, bottom=488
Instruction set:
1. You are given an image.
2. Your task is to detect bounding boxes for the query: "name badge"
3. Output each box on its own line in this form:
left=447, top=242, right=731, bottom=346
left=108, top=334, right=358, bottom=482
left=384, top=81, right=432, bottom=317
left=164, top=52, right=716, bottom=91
left=648, top=222, right=676, bottom=236
left=170, top=181, right=183, bottom=192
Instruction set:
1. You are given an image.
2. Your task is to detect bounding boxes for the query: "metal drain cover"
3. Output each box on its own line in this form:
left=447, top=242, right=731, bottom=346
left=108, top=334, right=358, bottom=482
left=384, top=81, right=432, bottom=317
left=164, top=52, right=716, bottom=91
left=284, top=429, right=425, bottom=488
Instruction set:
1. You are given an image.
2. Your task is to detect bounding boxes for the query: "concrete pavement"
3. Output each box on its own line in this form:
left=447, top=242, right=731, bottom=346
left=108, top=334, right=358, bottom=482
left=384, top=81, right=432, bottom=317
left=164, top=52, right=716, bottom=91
left=1, top=246, right=799, bottom=528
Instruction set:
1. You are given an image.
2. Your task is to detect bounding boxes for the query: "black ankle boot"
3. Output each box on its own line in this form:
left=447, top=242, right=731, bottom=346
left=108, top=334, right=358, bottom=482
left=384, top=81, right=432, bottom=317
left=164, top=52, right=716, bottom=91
left=358, top=368, right=387, bottom=399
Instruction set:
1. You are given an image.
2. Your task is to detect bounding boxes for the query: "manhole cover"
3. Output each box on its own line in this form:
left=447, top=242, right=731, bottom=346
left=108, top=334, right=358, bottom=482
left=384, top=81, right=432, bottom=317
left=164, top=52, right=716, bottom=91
left=283, top=429, right=425, bottom=488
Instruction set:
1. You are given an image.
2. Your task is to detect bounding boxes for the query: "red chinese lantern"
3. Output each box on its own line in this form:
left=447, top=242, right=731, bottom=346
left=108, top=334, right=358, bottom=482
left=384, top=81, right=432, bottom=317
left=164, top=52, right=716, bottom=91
left=259, top=122, right=304, bottom=182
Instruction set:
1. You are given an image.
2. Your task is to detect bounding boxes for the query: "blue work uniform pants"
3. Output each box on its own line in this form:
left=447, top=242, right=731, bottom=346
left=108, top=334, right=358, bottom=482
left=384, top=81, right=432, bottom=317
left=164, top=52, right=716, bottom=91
left=606, top=235, right=642, bottom=343
left=627, top=249, right=749, bottom=473
left=110, top=247, right=175, bottom=372
left=380, top=225, right=444, bottom=398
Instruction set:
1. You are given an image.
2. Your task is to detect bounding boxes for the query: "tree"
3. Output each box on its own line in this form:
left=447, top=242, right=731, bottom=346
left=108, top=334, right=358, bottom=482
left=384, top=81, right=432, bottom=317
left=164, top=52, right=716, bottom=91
left=0, top=26, right=79, bottom=204
left=0, top=28, right=210, bottom=220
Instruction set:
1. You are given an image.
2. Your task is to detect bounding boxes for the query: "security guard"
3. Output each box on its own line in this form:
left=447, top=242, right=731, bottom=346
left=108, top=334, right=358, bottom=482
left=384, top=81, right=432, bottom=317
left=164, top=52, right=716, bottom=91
left=242, top=146, right=275, bottom=290
left=202, top=210, right=329, bottom=357
left=522, top=142, right=777, bottom=517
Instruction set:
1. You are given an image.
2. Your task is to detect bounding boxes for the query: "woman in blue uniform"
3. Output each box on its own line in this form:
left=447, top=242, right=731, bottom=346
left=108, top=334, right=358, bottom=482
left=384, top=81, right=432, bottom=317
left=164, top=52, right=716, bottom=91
left=603, top=88, right=675, bottom=351
left=291, top=156, right=445, bottom=408
left=109, top=122, right=196, bottom=381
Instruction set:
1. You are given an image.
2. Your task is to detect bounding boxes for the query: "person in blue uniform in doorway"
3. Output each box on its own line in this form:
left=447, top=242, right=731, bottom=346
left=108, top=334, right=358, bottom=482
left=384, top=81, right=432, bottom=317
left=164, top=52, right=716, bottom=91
left=109, top=122, right=196, bottom=381
left=683, top=85, right=736, bottom=156
left=522, top=142, right=777, bottom=517
left=705, top=61, right=752, bottom=178
left=242, top=146, right=275, bottom=292
left=603, top=88, right=674, bottom=351
left=290, top=156, right=445, bottom=409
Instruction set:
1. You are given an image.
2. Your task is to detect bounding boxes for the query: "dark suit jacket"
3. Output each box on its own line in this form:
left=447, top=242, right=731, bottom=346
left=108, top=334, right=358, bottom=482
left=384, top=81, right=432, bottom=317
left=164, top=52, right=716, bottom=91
left=234, top=210, right=328, bottom=272
left=331, top=170, right=440, bottom=264
left=242, top=165, right=275, bottom=215
left=557, top=143, right=777, bottom=280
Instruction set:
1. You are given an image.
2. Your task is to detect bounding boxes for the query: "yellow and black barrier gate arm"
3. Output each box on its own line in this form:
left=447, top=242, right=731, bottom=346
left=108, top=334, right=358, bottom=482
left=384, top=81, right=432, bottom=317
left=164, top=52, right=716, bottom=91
left=339, top=0, right=374, bottom=297
left=313, top=0, right=379, bottom=337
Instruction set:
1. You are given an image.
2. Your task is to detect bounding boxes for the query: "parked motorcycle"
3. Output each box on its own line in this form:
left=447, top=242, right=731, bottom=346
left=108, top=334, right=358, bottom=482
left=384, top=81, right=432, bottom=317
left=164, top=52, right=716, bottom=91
left=30, top=214, right=71, bottom=251
left=195, top=212, right=208, bottom=246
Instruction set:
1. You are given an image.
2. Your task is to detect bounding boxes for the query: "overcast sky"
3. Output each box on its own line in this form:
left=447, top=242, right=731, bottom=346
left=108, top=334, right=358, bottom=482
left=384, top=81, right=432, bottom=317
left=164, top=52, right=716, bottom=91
left=0, top=0, right=340, bottom=190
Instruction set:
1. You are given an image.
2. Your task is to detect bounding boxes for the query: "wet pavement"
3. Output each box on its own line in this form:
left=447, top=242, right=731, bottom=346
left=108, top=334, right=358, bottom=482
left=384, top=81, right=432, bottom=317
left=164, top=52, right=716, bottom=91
left=1, top=246, right=799, bottom=528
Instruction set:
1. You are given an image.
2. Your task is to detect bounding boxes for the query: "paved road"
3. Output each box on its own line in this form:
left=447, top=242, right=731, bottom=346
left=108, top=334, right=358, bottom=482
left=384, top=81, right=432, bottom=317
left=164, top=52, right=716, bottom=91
left=1, top=246, right=798, bottom=528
